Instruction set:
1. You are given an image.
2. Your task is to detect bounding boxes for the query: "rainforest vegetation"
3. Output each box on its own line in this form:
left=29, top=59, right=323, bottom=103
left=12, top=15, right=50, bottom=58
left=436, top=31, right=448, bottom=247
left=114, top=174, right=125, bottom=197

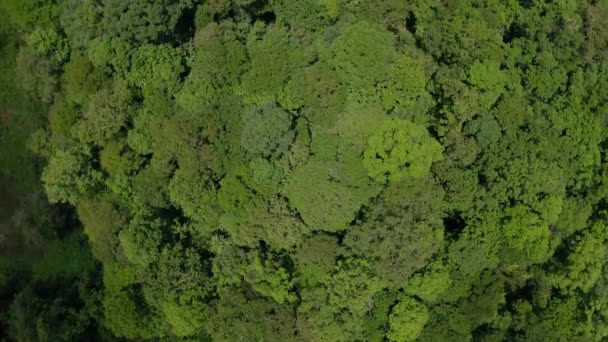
left=3, top=0, right=608, bottom=341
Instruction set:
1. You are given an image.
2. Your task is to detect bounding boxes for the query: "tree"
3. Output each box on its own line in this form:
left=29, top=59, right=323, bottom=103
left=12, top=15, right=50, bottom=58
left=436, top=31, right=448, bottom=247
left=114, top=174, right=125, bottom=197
left=72, top=80, right=133, bottom=146
left=61, top=53, right=106, bottom=104
left=331, top=21, right=397, bottom=102
left=7, top=286, right=94, bottom=342
left=548, top=222, right=608, bottom=293
left=240, top=102, right=294, bottom=157
left=285, top=159, right=366, bottom=232
left=26, top=28, right=69, bottom=67
left=205, top=291, right=297, bottom=341
left=295, top=234, right=339, bottom=286
left=585, top=0, right=608, bottom=62
left=100, top=0, right=195, bottom=44
left=103, top=287, right=160, bottom=339
left=404, top=260, right=452, bottom=303
left=118, top=212, right=165, bottom=267
left=243, top=256, right=296, bottom=304
left=127, top=43, right=184, bottom=97
left=515, top=297, right=591, bottom=341
left=1, top=0, right=58, bottom=30
left=466, top=59, right=507, bottom=109
left=380, top=51, right=434, bottom=120
left=99, top=138, right=145, bottom=199
left=234, top=196, right=310, bottom=250
left=130, top=159, right=173, bottom=209
left=58, top=0, right=100, bottom=50
left=168, top=166, right=219, bottom=234
left=344, top=176, right=445, bottom=287
left=178, top=21, right=247, bottom=111
left=48, top=98, right=79, bottom=147
left=77, top=196, right=127, bottom=263
left=363, top=118, right=443, bottom=183
left=145, top=244, right=213, bottom=337
left=15, top=45, right=59, bottom=103
left=272, top=0, right=330, bottom=33
left=501, top=205, right=554, bottom=265
left=41, top=148, right=100, bottom=204
left=331, top=102, right=386, bottom=152
left=11, top=0, right=608, bottom=340
left=297, top=258, right=383, bottom=341
left=292, top=62, right=346, bottom=129
left=239, top=24, right=306, bottom=107
left=387, top=296, right=430, bottom=342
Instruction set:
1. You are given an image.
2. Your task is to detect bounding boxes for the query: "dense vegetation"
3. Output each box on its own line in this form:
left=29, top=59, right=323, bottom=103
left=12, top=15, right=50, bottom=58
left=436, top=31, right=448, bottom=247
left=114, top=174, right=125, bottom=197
left=4, top=0, right=608, bottom=340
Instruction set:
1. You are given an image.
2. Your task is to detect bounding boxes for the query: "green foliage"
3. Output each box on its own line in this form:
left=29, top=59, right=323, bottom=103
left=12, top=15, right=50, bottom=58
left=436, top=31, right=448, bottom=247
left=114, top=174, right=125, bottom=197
left=331, top=21, right=397, bottom=102
left=72, top=80, right=133, bottom=146
left=295, top=234, right=338, bottom=286
left=100, top=0, right=195, bottom=44
left=86, top=37, right=132, bottom=74
left=403, top=260, right=452, bottom=302
left=205, top=291, right=296, bottom=341
left=30, top=233, right=97, bottom=278
left=7, top=0, right=608, bottom=341
left=0, top=0, right=58, bottom=30
left=548, top=222, right=608, bottom=293
left=7, top=285, right=92, bottom=342
left=128, top=44, right=184, bottom=96
left=147, top=245, right=212, bottom=337
left=285, top=159, right=368, bottom=232
left=103, top=287, right=159, bottom=339
left=240, top=102, right=294, bottom=157
left=15, top=45, right=59, bottom=104
left=501, top=205, right=553, bottom=264
left=294, top=62, right=347, bottom=128
left=0, top=36, right=47, bottom=193
left=380, top=52, right=434, bottom=119
left=586, top=0, right=608, bottom=62
left=27, top=28, right=69, bottom=66
left=161, top=299, right=205, bottom=337
left=344, top=176, right=445, bottom=287
left=297, top=258, right=383, bottom=341
left=387, top=296, right=430, bottom=342
left=239, top=24, right=305, bottom=106
left=363, top=118, right=443, bottom=183
left=77, top=197, right=126, bottom=263
left=118, top=213, right=165, bottom=266
left=41, top=148, right=100, bottom=204
left=244, top=256, right=296, bottom=304
left=103, top=262, right=138, bottom=291
left=467, top=59, right=507, bottom=109
left=178, top=22, right=247, bottom=111
left=61, top=53, right=106, bottom=104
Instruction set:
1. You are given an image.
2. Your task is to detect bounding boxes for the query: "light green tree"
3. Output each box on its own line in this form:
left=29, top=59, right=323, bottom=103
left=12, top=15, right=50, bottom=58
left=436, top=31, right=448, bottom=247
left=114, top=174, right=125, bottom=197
left=387, top=296, right=430, bottom=342
left=363, top=119, right=443, bottom=183
left=42, top=148, right=100, bottom=204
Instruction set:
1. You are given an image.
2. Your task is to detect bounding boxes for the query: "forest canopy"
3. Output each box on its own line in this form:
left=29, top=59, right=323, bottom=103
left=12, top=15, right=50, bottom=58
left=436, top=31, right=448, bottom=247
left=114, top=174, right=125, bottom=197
left=3, top=0, right=608, bottom=341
